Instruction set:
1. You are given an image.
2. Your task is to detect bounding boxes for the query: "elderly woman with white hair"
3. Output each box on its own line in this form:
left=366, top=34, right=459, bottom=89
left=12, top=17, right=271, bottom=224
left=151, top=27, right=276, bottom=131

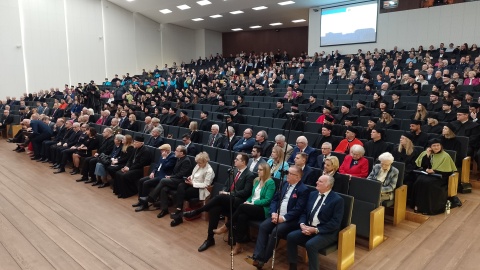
left=338, top=145, right=369, bottom=178
left=367, top=152, right=399, bottom=202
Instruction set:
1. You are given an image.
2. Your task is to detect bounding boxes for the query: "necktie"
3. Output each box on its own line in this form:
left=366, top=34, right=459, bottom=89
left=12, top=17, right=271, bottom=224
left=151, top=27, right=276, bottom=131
left=309, top=194, right=325, bottom=225
left=230, top=171, right=241, bottom=191
left=210, top=136, right=215, bottom=146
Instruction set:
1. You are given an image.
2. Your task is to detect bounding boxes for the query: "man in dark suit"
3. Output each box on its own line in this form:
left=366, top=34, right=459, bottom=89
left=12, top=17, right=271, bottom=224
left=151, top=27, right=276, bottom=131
left=77, top=128, right=115, bottom=182
left=230, top=107, right=245, bottom=124
left=145, top=127, right=164, bottom=148
left=0, top=109, right=13, bottom=131
left=272, top=99, right=288, bottom=118
left=165, top=107, right=180, bottom=126
left=137, top=145, right=192, bottom=213
left=314, top=124, right=340, bottom=150
left=221, top=126, right=240, bottom=150
left=132, top=144, right=176, bottom=210
left=23, top=119, right=54, bottom=160
left=113, top=136, right=152, bottom=198
left=38, top=118, right=67, bottom=162
left=245, top=165, right=309, bottom=268
left=305, top=95, right=322, bottom=112
left=118, top=110, right=129, bottom=129
left=50, top=122, right=82, bottom=165
left=254, top=130, right=273, bottom=158
left=181, top=133, right=198, bottom=156
left=247, top=145, right=267, bottom=175
left=287, top=174, right=344, bottom=270
left=184, top=153, right=255, bottom=252
left=50, top=103, right=64, bottom=122
left=207, top=124, right=223, bottom=147
left=233, top=128, right=255, bottom=153
left=287, top=136, right=317, bottom=167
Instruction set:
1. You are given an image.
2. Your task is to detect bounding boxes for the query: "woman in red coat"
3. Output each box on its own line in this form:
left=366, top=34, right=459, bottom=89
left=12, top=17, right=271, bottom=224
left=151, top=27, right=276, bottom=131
left=339, top=144, right=369, bottom=178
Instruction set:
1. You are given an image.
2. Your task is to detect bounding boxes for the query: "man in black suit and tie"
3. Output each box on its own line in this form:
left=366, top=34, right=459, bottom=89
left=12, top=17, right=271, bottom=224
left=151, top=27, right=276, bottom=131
left=137, top=145, right=192, bottom=214
left=113, top=136, right=152, bottom=198
left=38, top=118, right=67, bottom=162
left=245, top=165, right=310, bottom=269
left=118, top=110, right=129, bottom=129
left=77, top=128, right=115, bottom=182
left=184, top=153, right=255, bottom=252
left=181, top=133, right=198, bottom=156
left=287, top=175, right=344, bottom=270
left=207, top=124, right=223, bottom=148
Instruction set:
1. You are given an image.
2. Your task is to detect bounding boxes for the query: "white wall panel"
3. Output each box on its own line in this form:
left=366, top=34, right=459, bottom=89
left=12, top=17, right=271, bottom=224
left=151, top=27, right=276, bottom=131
left=309, top=1, right=480, bottom=55
left=103, top=0, right=136, bottom=77
left=134, top=13, right=162, bottom=73
left=20, top=0, right=69, bottom=92
left=204, top=29, right=223, bottom=58
left=0, top=0, right=26, bottom=98
left=195, top=29, right=206, bottom=60
left=65, top=0, right=106, bottom=85
left=160, top=24, right=196, bottom=68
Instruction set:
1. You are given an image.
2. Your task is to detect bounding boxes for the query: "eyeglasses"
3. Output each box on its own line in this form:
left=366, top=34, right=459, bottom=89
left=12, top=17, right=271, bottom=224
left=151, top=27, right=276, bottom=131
left=321, top=148, right=331, bottom=150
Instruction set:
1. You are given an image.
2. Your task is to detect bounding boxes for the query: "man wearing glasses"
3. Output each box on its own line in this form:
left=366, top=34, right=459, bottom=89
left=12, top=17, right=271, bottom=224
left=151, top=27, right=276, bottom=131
left=245, top=165, right=309, bottom=269
left=233, top=128, right=255, bottom=153
left=184, top=153, right=254, bottom=252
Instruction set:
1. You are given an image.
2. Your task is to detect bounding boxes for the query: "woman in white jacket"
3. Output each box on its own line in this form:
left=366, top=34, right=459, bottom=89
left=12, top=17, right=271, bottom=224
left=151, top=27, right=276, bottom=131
left=170, top=152, right=215, bottom=226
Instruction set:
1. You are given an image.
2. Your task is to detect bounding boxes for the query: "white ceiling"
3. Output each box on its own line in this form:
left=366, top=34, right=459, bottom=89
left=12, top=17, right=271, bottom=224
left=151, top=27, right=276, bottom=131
left=106, top=0, right=344, bottom=33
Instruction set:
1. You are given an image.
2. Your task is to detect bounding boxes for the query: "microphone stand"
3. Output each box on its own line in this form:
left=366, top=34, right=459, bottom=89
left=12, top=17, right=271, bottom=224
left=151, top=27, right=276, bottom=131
left=271, top=113, right=296, bottom=269
left=222, top=115, right=236, bottom=270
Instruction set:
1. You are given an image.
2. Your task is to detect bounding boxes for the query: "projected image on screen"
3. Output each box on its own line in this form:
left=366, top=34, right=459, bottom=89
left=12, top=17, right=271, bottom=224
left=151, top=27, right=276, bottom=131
left=320, top=1, right=378, bottom=46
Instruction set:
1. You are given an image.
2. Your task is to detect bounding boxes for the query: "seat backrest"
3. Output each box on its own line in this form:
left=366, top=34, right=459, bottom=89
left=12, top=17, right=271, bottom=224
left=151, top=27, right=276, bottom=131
left=445, top=149, right=456, bottom=163
left=391, top=161, right=405, bottom=187
left=332, top=173, right=350, bottom=195
left=338, top=193, right=354, bottom=229
left=348, top=177, right=382, bottom=208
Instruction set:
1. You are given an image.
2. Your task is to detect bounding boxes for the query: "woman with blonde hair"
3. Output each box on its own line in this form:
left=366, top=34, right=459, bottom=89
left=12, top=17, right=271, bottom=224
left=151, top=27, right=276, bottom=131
left=377, top=110, right=399, bottom=130
left=170, top=152, right=215, bottom=227
left=189, top=121, right=201, bottom=143
left=106, top=134, right=134, bottom=180
left=393, top=133, right=420, bottom=201
left=267, top=146, right=289, bottom=180
left=412, top=103, right=428, bottom=122
left=214, top=162, right=275, bottom=255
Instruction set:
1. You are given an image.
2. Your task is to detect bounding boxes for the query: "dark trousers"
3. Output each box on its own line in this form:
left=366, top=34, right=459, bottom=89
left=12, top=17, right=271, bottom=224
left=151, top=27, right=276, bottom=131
left=81, top=156, right=98, bottom=179
left=287, top=230, right=337, bottom=270
left=41, top=140, right=56, bottom=159
left=50, top=145, right=66, bottom=163
left=198, top=194, right=243, bottom=239
left=137, top=176, right=161, bottom=198
left=31, top=132, right=52, bottom=159
left=230, top=204, right=265, bottom=243
left=113, top=169, right=143, bottom=198
left=59, top=148, right=76, bottom=168
left=148, top=178, right=183, bottom=210
left=253, top=218, right=298, bottom=263
left=175, top=183, right=199, bottom=209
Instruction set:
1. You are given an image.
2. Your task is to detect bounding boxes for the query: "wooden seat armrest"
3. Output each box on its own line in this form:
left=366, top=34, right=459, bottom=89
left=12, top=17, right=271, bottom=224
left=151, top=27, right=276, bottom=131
left=448, top=172, right=459, bottom=197
left=393, top=185, right=407, bottom=226
left=369, top=206, right=385, bottom=250
left=337, top=224, right=356, bottom=270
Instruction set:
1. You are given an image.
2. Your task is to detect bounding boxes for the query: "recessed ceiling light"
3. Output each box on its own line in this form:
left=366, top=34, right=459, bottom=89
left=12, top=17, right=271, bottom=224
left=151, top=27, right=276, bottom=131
left=159, top=9, right=172, bottom=14
left=210, top=14, right=223, bottom=18
left=127, top=0, right=135, bottom=2
left=292, top=19, right=306, bottom=23
left=177, top=4, right=191, bottom=10
left=192, top=18, right=204, bottom=21
left=197, top=0, right=211, bottom=6
left=250, top=25, right=262, bottom=29
left=278, top=1, right=295, bottom=5
left=269, top=22, right=283, bottom=26
left=230, top=10, right=244, bottom=14
left=232, top=28, right=243, bottom=31
left=252, top=6, right=268, bottom=10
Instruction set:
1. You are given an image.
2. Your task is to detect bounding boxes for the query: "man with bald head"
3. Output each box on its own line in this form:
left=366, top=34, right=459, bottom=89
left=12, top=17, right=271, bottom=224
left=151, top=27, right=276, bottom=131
left=22, top=118, right=53, bottom=160
left=287, top=136, right=317, bottom=167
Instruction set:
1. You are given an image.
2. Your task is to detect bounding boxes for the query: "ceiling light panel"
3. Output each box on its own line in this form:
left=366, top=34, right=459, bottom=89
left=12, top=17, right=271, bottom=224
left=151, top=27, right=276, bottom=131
left=192, top=18, right=204, bottom=21
left=269, top=22, right=283, bottom=26
left=230, top=10, right=244, bottom=14
left=196, top=0, right=211, bottom=6
left=292, top=19, right=306, bottom=23
left=232, top=28, right=243, bottom=31
left=278, top=1, right=295, bottom=5
left=210, top=14, right=223, bottom=18
left=159, top=9, right=172, bottom=14
left=252, top=6, right=268, bottom=10
left=250, top=25, right=262, bottom=29
left=177, top=4, right=191, bottom=10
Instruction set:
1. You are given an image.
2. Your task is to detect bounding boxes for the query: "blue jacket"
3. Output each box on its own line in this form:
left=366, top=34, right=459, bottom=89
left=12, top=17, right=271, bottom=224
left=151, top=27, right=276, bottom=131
left=233, top=137, right=255, bottom=153
left=287, top=146, right=318, bottom=167
left=266, top=159, right=289, bottom=180
left=270, top=181, right=309, bottom=223
left=151, top=152, right=176, bottom=179
left=299, top=190, right=344, bottom=235
left=30, top=120, right=53, bottom=136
